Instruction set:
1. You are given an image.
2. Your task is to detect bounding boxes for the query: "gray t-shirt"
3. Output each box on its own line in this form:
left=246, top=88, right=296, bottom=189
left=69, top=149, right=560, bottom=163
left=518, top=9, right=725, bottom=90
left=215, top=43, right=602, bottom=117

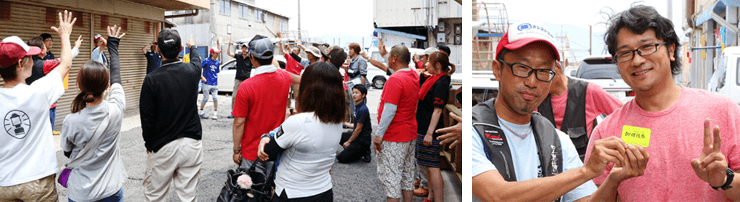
left=61, top=83, right=127, bottom=201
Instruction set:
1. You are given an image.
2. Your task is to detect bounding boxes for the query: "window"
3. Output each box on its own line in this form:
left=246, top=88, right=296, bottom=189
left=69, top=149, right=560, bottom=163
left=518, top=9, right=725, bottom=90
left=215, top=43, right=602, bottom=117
left=736, top=58, right=740, bottom=86
left=280, top=22, right=286, bottom=32
left=220, top=0, right=231, bottom=15
left=255, top=9, right=263, bottom=22
left=239, top=4, right=248, bottom=19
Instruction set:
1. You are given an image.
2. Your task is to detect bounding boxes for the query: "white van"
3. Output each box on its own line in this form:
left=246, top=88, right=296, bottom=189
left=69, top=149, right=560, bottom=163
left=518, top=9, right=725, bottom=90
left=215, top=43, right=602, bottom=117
left=709, top=46, right=740, bottom=105
left=363, top=46, right=422, bottom=89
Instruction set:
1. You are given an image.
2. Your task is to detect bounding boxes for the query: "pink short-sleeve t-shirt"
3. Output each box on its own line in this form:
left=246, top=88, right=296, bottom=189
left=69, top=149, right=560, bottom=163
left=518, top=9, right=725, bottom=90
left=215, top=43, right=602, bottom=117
left=585, top=86, right=740, bottom=201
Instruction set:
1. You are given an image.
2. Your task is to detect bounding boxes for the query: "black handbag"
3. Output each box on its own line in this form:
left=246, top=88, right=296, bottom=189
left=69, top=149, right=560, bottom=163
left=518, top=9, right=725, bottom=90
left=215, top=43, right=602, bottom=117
left=217, top=160, right=275, bottom=202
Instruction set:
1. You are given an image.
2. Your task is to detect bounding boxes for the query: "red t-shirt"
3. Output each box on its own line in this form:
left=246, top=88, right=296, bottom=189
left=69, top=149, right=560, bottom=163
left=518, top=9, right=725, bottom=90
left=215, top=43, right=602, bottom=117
left=585, top=87, right=740, bottom=201
left=549, top=82, right=622, bottom=137
left=378, top=69, right=419, bottom=142
left=233, top=69, right=292, bottom=161
left=342, top=63, right=349, bottom=90
left=284, top=53, right=304, bottom=81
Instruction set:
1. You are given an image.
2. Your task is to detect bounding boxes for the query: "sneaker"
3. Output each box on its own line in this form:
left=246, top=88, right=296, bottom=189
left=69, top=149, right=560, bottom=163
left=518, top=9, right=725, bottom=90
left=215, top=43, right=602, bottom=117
left=199, top=113, right=210, bottom=119
left=362, top=151, right=372, bottom=162
left=212, top=115, right=218, bottom=120
left=227, top=115, right=235, bottom=119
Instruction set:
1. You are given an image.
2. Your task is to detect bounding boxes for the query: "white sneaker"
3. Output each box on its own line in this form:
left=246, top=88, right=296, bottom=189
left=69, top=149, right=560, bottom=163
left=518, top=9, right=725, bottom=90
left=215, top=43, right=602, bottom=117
left=212, top=115, right=218, bottom=120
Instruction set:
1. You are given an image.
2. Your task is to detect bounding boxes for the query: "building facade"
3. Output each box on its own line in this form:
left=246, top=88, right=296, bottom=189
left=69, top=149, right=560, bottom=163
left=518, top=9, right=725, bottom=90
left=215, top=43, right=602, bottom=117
left=0, top=0, right=208, bottom=129
left=372, top=0, right=462, bottom=68
left=685, top=0, right=740, bottom=89
left=168, top=0, right=289, bottom=62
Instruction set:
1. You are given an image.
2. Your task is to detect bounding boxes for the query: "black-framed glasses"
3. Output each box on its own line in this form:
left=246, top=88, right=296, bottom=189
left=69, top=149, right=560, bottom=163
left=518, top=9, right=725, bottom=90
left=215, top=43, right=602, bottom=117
left=498, top=60, right=556, bottom=82
left=614, top=42, right=668, bottom=63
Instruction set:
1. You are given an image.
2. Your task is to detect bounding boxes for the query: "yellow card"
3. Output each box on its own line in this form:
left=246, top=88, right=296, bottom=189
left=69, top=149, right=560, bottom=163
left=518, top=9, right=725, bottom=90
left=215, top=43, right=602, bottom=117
left=63, top=74, right=69, bottom=90
left=621, top=125, right=651, bottom=147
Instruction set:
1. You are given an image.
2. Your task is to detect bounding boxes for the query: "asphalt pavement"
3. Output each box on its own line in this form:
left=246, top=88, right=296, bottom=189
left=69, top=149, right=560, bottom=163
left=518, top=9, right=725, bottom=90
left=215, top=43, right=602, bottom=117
left=53, top=87, right=462, bottom=201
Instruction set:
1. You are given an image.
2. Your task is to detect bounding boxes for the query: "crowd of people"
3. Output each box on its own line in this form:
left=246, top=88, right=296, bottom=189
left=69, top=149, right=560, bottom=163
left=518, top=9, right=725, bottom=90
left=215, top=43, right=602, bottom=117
left=472, top=5, right=740, bottom=202
left=0, top=9, right=464, bottom=202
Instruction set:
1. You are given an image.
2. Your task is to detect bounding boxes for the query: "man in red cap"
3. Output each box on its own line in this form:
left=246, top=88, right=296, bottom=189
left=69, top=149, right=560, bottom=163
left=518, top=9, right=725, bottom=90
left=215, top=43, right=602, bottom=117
left=471, top=21, right=643, bottom=201
left=200, top=39, right=222, bottom=120
left=0, top=10, right=75, bottom=201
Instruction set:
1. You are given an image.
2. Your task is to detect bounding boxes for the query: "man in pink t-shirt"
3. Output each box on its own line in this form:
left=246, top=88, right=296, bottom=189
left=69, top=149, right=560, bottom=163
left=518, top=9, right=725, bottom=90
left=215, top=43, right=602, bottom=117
left=538, top=64, right=622, bottom=160
left=585, top=5, right=740, bottom=201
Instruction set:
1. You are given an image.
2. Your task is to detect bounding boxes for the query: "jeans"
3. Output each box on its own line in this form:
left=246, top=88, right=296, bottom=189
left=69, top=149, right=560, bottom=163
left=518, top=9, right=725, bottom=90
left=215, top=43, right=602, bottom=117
left=50, top=107, right=56, bottom=130
left=69, top=188, right=123, bottom=202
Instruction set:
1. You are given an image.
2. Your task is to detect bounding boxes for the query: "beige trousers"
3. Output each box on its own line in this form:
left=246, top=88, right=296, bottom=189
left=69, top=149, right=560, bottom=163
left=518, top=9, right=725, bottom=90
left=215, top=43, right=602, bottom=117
left=0, top=174, right=57, bottom=202
left=143, top=137, right=203, bottom=202
left=377, top=140, right=416, bottom=199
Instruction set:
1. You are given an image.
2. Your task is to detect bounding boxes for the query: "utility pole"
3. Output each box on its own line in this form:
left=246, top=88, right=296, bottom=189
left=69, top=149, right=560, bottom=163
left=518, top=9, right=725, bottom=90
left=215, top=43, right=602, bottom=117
left=589, top=25, right=592, bottom=55
left=298, top=0, right=302, bottom=42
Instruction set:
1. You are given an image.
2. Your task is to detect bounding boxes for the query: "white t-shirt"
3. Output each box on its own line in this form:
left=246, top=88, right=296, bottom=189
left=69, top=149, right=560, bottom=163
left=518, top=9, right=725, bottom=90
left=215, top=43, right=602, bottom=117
left=0, top=71, right=64, bottom=186
left=471, top=117, right=597, bottom=202
left=274, top=112, right=342, bottom=198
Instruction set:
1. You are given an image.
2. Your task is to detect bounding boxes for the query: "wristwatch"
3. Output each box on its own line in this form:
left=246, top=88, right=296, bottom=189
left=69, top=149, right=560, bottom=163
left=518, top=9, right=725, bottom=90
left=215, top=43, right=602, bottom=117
left=233, top=148, right=240, bottom=154
left=712, top=167, right=735, bottom=191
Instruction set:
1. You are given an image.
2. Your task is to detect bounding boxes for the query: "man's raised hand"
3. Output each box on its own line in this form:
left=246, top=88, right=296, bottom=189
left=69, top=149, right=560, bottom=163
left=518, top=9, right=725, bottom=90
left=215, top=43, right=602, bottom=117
left=691, top=119, right=729, bottom=187
left=609, top=144, right=649, bottom=182
left=50, top=10, right=76, bottom=38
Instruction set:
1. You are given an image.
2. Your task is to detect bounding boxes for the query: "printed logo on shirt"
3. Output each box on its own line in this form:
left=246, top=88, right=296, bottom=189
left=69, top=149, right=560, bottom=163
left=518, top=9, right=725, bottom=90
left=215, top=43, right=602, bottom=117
left=275, top=126, right=284, bottom=139
left=3, top=110, right=31, bottom=139
left=210, top=65, right=218, bottom=72
left=484, top=129, right=504, bottom=146
left=434, top=98, right=445, bottom=105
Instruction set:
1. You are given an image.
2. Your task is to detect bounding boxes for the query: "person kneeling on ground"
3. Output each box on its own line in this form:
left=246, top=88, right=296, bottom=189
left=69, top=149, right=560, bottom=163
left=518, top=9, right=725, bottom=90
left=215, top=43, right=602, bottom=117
left=337, top=84, right=373, bottom=163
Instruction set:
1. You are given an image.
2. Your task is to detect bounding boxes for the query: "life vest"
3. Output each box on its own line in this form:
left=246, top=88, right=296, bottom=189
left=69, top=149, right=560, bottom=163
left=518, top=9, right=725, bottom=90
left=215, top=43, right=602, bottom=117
left=473, top=99, right=564, bottom=202
left=538, top=77, right=591, bottom=161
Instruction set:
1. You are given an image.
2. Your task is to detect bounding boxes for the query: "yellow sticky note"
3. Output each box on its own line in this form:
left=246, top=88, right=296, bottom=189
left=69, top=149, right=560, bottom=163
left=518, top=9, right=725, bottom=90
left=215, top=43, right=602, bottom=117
left=63, top=75, right=69, bottom=90
left=621, top=125, right=651, bottom=147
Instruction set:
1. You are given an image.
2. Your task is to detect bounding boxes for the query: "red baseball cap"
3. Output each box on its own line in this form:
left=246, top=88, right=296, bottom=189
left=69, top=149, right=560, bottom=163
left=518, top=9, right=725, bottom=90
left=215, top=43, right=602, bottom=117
left=496, top=22, right=561, bottom=61
left=210, top=48, right=221, bottom=53
left=0, top=36, right=42, bottom=68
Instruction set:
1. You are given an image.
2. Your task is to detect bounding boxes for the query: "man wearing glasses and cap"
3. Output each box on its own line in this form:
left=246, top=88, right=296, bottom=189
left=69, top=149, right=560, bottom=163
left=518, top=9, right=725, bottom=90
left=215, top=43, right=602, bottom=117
left=471, top=21, right=640, bottom=201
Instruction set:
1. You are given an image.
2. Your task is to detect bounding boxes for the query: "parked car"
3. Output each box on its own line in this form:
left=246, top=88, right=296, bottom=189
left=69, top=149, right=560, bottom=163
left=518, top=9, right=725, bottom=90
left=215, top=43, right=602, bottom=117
left=709, top=46, right=740, bottom=105
left=576, top=55, right=634, bottom=103
left=216, top=59, right=237, bottom=93
left=471, top=70, right=498, bottom=106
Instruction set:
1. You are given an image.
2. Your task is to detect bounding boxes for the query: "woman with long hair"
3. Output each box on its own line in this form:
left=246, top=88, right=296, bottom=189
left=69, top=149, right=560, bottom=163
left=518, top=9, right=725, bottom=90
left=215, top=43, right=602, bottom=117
left=60, top=26, right=127, bottom=202
left=416, top=51, right=454, bottom=202
left=257, top=62, right=346, bottom=201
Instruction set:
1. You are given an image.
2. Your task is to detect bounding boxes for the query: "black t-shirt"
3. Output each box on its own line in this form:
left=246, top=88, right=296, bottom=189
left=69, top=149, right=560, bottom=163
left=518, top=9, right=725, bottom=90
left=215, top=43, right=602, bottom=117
left=234, top=52, right=253, bottom=80
left=416, top=74, right=451, bottom=137
left=354, top=102, right=373, bottom=144
left=144, top=51, right=162, bottom=74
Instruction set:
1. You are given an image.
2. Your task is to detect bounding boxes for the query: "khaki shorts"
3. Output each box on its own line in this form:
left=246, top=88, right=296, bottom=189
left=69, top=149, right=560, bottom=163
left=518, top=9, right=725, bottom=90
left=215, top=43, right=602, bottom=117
left=0, top=174, right=58, bottom=202
left=376, top=140, right=416, bottom=199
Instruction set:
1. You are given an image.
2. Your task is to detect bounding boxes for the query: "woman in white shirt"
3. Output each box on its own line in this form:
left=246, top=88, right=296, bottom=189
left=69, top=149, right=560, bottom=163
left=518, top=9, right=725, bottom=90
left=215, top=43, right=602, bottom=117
left=257, top=62, right=346, bottom=201
left=61, top=26, right=127, bottom=202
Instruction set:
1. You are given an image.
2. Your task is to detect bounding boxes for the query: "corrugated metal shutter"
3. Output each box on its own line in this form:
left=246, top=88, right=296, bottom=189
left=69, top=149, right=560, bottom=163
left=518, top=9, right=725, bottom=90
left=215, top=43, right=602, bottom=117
left=0, top=2, right=158, bottom=129
left=0, top=3, right=92, bottom=129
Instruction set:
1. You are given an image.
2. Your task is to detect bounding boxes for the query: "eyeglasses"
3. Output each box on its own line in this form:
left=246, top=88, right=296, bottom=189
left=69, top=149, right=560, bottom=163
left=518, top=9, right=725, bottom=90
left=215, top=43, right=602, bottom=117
left=614, top=42, right=667, bottom=63
left=498, top=60, right=556, bottom=82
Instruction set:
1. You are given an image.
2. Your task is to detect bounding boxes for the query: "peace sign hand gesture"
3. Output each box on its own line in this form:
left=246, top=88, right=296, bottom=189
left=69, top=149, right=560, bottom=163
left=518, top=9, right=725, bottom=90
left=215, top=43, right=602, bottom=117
left=691, top=118, right=729, bottom=187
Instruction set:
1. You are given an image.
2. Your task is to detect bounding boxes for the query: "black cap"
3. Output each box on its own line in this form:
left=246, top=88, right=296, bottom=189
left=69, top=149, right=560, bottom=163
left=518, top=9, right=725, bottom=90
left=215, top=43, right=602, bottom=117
left=157, top=29, right=181, bottom=53
left=437, top=44, right=451, bottom=55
